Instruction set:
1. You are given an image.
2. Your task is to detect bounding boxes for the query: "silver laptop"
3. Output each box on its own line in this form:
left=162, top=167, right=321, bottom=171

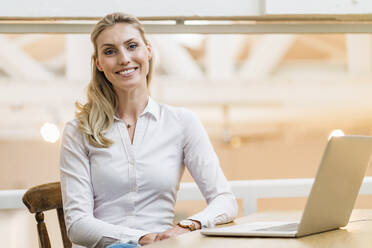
left=201, top=135, right=372, bottom=238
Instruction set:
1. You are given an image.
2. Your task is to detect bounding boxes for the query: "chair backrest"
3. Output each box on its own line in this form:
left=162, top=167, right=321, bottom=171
left=22, top=182, right=72, bottom=248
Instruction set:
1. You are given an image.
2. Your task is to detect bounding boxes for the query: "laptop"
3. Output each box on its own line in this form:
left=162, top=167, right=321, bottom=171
left=201, top=135, right=372, bottom=238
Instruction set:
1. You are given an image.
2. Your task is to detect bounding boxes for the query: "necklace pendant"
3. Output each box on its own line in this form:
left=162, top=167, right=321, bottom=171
left=127, top=124, right=131, bottom=128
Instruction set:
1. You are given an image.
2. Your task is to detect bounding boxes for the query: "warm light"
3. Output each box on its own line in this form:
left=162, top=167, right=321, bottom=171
left=230, top=136, right=242, bottom=148
left=328, top=129, right=344, bottom=140
left=40, top=123, right=60, bottom=143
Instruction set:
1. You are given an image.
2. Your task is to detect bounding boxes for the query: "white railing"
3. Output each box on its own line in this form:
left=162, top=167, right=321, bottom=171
left=2, top=177, right=372, bottom=215
left=178, top=177, right=372, bottom=215
left=0, top=189, right=26, bottom=209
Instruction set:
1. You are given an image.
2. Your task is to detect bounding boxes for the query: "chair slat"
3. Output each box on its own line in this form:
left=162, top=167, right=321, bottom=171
left=57, top=208, right=72, bottom=248
left=36, top=212, right=51, bottom=248
left=23, top=182, right=71, bottom=248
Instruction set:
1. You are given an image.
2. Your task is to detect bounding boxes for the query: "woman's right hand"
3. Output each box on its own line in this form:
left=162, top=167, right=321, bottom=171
left=138, top=233, right=159, bottom=246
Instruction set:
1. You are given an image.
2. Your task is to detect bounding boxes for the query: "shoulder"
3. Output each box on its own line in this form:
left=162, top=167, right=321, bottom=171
left=61, top=119, right=86, bottom=145
left=158, top=103, right=200, bottom=125
left=63, top=119, right=81, bottom=135
left=157, top=103, right=204, bottom=139
left=65, top=119, right=79, bottom=128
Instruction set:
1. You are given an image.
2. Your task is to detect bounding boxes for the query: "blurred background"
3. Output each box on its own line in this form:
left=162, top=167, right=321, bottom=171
left=2, top=32, right=372, bottom=247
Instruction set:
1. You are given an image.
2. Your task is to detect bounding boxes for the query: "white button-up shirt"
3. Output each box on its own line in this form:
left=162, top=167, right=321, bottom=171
left=60, top=97, right=238, bottom=248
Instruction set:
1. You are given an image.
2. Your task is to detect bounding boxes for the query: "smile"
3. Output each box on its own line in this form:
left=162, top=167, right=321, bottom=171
left=117, top=67, right=138, bottom=76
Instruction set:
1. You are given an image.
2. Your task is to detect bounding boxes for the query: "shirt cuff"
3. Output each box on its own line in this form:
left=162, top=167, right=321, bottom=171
left=97, top=230, right=150, bottom=246
left=187, top=213, right=214, bottom=229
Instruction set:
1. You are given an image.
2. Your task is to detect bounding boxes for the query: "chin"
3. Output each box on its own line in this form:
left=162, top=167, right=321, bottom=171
left=115, top=80, right=146, bottom=92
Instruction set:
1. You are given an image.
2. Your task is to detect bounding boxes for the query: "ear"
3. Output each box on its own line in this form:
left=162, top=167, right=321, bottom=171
left=95, top=57, right=103, bottom=71
left=146, top=44, right=152, bottom=61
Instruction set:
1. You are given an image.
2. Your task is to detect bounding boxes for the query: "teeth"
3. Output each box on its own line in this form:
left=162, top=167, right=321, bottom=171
left=118, top=68, right=135, bottom=75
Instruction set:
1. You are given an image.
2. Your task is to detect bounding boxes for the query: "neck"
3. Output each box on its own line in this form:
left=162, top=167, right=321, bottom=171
left=116, top=86, right=149, bottom=125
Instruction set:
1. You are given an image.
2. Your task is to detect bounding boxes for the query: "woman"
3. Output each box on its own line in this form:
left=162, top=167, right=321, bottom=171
left=60, top=12, right=238, bottom=248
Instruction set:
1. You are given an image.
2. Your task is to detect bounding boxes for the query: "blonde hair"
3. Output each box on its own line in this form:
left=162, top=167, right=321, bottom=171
left=75, top=12, right=153, bottom=148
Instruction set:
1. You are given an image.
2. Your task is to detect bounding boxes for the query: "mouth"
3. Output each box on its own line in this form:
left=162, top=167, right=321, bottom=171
left=116, top=67, right=138, bottom=77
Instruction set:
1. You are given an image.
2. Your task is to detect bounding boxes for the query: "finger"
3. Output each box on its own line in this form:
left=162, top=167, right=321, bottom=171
left=154, top=235, right=159, bottom=242
left=154, top=233, right=161, bottom=242
left=160, top=233, right=170, bottom=240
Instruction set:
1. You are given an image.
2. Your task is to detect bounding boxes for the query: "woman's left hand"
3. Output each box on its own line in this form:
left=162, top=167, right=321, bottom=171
left=154, top=225, right=190, bottom=241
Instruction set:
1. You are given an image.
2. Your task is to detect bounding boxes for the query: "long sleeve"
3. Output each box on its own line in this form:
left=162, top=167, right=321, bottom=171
left=59, top=121, right=149, bottom=248
left=181, top=109, right=238, bottom=228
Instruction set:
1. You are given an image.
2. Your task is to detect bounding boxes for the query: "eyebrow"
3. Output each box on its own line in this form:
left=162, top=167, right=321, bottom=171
left=100, top=38, right=137, bottom=49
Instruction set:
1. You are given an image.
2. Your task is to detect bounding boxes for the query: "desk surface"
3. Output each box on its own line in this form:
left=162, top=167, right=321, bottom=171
left=147, top=209, right=372, bottom=248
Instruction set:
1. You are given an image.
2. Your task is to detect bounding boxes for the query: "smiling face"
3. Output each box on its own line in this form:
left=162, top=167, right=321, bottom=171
left=95, top=23, right=152, bottom=93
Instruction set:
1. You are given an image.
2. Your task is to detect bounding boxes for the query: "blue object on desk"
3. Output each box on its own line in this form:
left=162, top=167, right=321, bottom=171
left=106, top=243, right=139, bottom=248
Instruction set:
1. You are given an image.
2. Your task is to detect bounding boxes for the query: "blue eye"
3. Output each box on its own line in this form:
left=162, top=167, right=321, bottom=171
left=104, top=49, right=115, bottom=55
left=128, top=43, right=138, bottom=49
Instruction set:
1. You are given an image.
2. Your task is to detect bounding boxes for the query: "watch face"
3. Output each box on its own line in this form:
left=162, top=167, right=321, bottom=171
left=180, top=219, right=193, bottom=226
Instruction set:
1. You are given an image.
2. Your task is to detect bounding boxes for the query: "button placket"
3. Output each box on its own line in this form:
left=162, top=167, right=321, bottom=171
left=127, top=148, right=137, bottom=220
left=117, top=122, right=137, bottom=218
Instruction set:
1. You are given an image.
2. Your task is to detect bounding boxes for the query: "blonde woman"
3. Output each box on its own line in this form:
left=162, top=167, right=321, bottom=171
left=60, top=12, right=238, bottom=248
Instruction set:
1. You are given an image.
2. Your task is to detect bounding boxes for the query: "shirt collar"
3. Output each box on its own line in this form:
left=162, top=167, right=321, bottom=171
left=140, top=96, right=160, bottom=121
left=113, top=96, right=160, bottom=121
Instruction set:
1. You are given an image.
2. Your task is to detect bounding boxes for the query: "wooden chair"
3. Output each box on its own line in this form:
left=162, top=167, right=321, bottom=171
left=22, top=182, right=72, bottom=248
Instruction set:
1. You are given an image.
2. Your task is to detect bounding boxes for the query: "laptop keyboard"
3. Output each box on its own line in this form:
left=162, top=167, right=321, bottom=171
left=256, top=223, right=299, bottom=232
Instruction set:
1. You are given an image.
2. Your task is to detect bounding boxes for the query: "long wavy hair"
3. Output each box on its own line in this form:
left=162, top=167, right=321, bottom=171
left=75, top=12, right=153, bottom=148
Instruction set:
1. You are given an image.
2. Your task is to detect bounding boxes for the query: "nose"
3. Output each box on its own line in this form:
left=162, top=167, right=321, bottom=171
left=118, top=49, right=130, bottom=65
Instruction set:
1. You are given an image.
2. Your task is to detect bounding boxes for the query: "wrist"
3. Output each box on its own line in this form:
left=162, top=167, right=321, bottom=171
left=138, top=233, right=157, bottom=245
left=190, top=219, right=201, bottom=230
